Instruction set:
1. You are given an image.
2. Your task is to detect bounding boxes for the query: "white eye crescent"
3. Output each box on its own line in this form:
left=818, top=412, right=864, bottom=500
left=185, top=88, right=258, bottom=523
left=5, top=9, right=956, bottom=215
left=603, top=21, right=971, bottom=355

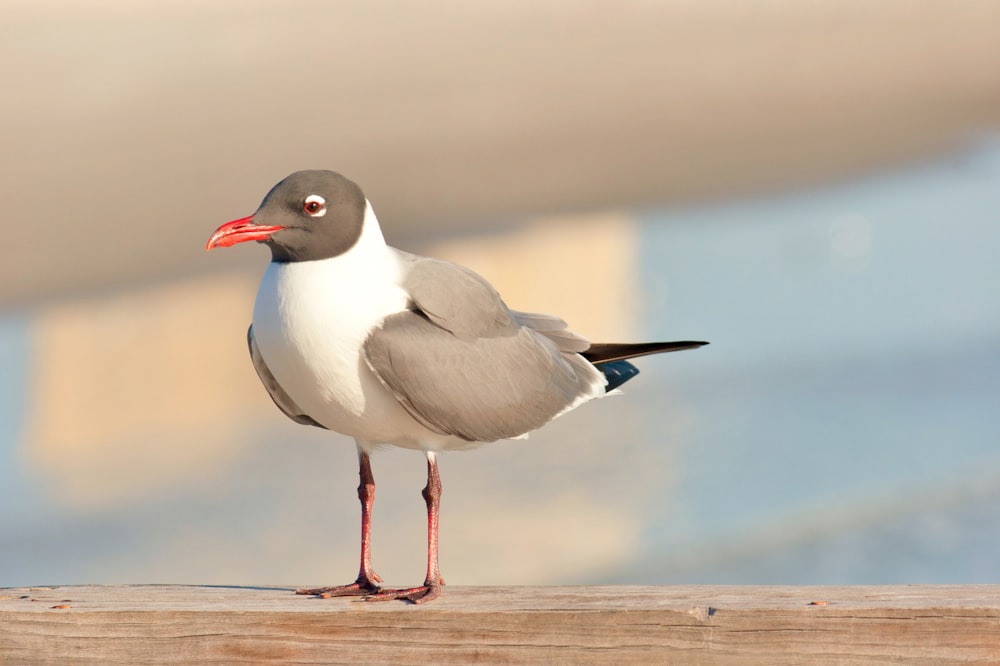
left=303, top=194, right=327, bottom=217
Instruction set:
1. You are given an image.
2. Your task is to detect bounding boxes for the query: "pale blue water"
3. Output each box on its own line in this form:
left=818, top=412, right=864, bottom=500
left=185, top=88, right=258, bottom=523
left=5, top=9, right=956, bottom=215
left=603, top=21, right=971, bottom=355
left=627, top=139, right=1000, bottom=583
left=0, top=313, right=46, bottom=528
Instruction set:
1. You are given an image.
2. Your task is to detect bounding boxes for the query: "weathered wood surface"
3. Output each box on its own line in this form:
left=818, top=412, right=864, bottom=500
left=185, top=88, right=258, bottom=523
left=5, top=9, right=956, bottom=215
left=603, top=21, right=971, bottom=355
left=1, top=585, right=998, bottom=664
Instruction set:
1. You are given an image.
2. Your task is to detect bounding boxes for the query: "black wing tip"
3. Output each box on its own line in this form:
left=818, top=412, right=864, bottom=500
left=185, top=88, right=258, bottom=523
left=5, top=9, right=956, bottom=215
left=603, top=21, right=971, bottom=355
left=582, top=340, right=709, bottom=364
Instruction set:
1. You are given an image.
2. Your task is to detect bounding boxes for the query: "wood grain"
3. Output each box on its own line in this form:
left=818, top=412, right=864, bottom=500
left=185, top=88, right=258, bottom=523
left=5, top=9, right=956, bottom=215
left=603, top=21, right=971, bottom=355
left=2, top=585, right=999, bottom=664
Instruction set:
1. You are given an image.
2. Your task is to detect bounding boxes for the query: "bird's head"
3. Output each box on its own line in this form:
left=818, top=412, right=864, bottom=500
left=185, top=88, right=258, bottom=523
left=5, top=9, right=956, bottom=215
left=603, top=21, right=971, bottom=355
left=206, top=170, right=367, bottom=262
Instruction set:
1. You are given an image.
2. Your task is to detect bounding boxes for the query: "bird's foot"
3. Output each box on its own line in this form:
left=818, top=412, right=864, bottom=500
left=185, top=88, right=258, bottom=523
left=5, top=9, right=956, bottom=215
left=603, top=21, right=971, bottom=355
left=363, top=579, right=443, bottom=605
left=296, top=574, right=382, bottom=598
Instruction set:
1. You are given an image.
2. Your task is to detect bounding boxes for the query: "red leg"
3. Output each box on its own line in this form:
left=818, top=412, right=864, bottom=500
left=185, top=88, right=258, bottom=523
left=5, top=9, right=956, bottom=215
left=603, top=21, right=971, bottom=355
left=364, top=451, right=444, bottom=604
left=297, top=448, right=382, bottom=597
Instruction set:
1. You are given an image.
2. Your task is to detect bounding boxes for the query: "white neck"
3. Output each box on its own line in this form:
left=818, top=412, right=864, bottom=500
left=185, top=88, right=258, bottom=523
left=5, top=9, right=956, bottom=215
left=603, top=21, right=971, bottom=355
left=250, top=201, right=408, bottom=417
left=353, top=200, right=389, bottom=259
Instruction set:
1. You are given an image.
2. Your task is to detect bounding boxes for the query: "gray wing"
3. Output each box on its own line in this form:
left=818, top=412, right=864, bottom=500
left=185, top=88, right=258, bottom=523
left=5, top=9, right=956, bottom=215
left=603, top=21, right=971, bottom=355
left=247, top=325, right=326, bottom=429
left=363, top=255, right=605, bottom=442
left=510, top=309, right=591, bottom=353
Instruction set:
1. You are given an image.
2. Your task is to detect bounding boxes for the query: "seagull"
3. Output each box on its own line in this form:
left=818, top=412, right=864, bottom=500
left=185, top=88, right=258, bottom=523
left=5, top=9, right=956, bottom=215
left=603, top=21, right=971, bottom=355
left=205, top=170, right=707, bottom=603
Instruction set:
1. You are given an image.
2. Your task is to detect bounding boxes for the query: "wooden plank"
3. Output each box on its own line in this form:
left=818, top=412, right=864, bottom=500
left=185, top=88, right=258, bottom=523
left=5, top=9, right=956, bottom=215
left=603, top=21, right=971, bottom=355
left=2, top=585, right=998, bottom=664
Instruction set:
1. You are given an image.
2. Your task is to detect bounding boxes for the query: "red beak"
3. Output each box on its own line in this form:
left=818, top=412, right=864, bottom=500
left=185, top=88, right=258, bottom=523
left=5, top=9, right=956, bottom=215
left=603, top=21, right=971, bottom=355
left=205, top=215, right=286, bottom=251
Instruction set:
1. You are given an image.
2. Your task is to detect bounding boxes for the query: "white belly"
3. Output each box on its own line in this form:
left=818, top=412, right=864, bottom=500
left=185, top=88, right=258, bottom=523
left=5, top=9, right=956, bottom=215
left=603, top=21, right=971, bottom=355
left=251, top=254, right=461, bottom=450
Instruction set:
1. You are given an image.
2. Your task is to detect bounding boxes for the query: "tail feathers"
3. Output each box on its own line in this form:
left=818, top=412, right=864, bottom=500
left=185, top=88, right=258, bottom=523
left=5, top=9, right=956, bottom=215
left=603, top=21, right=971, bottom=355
left=582, top=340, right=709, bottom=364
left=586, top=340, right=708, bottom=392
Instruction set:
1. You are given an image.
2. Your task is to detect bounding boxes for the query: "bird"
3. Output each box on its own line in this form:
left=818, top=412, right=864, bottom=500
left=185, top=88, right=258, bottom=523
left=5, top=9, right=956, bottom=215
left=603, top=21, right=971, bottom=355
left=205, top=170, right=707, bottom=604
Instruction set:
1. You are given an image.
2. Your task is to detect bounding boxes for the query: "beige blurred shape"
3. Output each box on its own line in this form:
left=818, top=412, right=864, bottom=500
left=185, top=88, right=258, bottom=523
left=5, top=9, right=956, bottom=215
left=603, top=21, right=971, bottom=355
left=22, top=272, right=264, bottom=509
left=5, top=1, right=998, bottom=306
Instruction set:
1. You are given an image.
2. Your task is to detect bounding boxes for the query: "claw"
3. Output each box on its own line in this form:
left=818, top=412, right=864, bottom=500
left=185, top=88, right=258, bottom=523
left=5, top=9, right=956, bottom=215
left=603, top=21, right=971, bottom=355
left=296, top=578, right=381, bottom=598
left=363, top=582, right=441, bottom=604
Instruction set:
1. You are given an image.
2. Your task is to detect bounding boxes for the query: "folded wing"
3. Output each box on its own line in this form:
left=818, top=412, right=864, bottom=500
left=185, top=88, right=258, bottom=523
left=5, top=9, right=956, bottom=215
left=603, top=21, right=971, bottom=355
left=363, top=255, right=606, bottom=442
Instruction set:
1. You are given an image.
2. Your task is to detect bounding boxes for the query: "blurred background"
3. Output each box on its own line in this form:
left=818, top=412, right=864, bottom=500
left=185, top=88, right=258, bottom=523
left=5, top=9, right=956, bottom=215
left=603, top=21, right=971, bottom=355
left=2, top=1, right=999, bottom=588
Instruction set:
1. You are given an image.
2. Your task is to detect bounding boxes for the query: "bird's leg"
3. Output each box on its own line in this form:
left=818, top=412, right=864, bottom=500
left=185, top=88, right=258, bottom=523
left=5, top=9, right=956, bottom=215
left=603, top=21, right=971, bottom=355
left=364, top=451, right=444, bottom=604
left=297, top=448, right=382, bottom=597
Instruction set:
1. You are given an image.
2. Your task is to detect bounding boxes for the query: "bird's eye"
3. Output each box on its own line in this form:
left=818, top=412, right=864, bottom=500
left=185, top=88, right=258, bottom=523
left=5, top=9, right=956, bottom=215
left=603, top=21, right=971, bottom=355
left=302, top=194, right=327, bottom=217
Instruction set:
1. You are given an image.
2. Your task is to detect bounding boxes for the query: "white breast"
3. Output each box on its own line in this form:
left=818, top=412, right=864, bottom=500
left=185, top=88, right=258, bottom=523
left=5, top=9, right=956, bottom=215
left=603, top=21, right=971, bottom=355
left=250, top=203, right=453, bottom=448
